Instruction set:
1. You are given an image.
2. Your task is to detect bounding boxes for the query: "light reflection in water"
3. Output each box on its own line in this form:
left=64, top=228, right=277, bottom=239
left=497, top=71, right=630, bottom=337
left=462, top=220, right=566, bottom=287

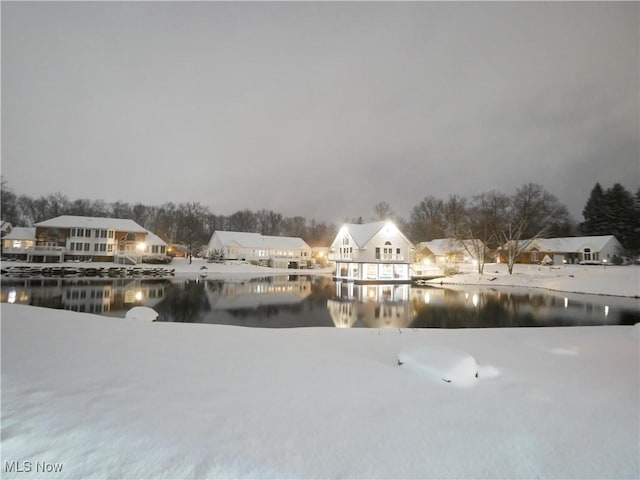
left=1, top=276, right=638, bottom=328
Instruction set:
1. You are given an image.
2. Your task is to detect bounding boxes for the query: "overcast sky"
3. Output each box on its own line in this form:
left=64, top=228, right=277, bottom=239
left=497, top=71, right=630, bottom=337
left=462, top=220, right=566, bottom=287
left=2, top=1, right=638, bottom=223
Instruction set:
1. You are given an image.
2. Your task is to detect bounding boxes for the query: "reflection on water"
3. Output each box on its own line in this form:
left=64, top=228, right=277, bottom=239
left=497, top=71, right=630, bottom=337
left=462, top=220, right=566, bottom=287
left=1, top=278, right=168, bottom=315
left=328, top=282, right=413, bottom=328
left=1, top=276, right=638, bottom=328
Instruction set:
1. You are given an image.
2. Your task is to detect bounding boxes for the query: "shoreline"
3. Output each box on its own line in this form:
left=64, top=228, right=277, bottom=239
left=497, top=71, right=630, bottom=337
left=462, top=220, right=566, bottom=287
left=2, top=258, right=639, bottom=298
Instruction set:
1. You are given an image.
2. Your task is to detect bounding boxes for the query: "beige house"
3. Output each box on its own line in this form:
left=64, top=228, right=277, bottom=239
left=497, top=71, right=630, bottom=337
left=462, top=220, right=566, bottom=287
left=22, top=215, right=166, bottom=264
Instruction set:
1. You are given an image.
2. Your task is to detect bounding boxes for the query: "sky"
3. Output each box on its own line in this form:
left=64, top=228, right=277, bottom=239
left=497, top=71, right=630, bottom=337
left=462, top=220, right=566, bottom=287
left=2, top=1, right=638, bottom=224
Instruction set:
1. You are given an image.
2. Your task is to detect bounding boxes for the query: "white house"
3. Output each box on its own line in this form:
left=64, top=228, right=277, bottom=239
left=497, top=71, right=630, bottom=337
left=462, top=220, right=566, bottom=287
left=32, top=215, right=161, bottom=264
left=329, top=221, right=414, bottom=283
left=517, top=235, right=624, bottom=265
left=206, top=231, right=312, bottom=269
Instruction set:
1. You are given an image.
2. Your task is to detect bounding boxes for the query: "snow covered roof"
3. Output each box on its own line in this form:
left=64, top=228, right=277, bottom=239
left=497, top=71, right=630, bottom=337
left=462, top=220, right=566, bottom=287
left=3, top=227, right=36, bottom=240
left=417, top=238, right=480, bottom=256
left=34, top=215, right=147, bottom=233
left=145, top=231, right=167, bottom=246
left=529, top=235, right=620, bottom=253
left=338, top=221, right=412, bottom=248
left=211, top=231, right=310, bottom=250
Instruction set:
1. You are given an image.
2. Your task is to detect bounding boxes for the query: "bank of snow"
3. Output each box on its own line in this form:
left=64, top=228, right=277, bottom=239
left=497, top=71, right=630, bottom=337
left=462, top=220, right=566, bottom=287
left=428, top=264, right=640, bottom=298
left=2, top=304, right=638, bottom=479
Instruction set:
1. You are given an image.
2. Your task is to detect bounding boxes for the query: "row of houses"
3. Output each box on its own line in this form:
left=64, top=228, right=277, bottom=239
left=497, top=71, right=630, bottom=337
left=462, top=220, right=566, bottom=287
left=0, top=215, right=315, bottom=268
left=1, top=216, right=624, bottom=280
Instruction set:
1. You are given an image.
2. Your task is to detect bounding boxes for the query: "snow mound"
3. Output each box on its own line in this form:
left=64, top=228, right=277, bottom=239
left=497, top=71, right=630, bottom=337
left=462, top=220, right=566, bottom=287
left=398, top=345, right=479, bottom=386
left=125, top=306, right=159, bottom=322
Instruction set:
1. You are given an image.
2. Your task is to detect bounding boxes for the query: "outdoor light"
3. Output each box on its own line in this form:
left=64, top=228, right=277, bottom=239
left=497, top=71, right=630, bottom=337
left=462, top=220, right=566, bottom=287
left=137, top=242, right=146, bottom=252
left=472, top=293, right=479, bottom=307
left=135, top=291, right=143, bottom=301
left=564, top=297, right=569, bottom=309
left=8, top=289, right=16, bottom=304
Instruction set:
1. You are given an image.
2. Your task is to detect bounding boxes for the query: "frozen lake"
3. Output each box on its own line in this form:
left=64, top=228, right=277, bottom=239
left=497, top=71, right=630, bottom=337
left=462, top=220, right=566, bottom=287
left=2, top=275, right=638, bottom=328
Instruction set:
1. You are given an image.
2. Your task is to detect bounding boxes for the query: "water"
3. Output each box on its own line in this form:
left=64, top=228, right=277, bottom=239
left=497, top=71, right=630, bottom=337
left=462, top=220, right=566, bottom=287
left=1, top=275, right=638, bottom=328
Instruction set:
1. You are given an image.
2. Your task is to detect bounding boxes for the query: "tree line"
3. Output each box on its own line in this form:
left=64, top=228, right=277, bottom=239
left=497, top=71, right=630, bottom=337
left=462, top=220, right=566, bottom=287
left=2, top=179, right=638, bottom=262
left=0, top=179, right=338, bottom=252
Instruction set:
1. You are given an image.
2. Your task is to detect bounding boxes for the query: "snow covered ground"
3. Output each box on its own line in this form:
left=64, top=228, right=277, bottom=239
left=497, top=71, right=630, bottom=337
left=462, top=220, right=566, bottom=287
left=1, top=261, right=639, bottom=478
left=429, top=263, right=640, bottom=298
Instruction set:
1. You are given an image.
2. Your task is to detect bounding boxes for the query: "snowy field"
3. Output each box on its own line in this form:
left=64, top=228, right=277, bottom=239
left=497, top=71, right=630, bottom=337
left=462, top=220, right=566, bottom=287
left=1, top=261, right=639, bottom=479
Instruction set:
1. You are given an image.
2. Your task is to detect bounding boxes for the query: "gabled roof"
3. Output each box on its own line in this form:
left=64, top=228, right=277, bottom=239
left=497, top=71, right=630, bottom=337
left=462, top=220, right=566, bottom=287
left=531, top=235, right=619, bottom=253
left=145, top=231, right=167, bottom=246
left=3, top=227, right=36, bottom=240
left=34, top=215, right=147, bottom=232
left=211, top=231, right=310, bottom=250
left=338, top=221, right=413, bottom=249
left=417, top=238, right=481, bottom=256
left=342, top=221, right=388, bottom=248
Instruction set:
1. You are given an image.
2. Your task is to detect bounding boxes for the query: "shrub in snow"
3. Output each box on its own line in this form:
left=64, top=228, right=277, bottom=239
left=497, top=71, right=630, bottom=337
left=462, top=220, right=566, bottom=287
left=125, top=306, right=159, bottom=322
left=398, top=345, right=479, bottom=386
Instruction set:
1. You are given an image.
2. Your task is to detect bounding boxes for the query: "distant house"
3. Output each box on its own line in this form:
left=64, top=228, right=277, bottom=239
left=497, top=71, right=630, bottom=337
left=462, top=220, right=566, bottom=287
left=31, top=215, right=162, bottom=264
left=206, top=231, right=312, bottom=269
left=1, top=221, right=12, bottom=238
left=415, top=238, right=484, bottom=265
left=500, top=235, right=623, bottom=265
left=142, top=231, right=168, bottom=258
left=1, top=227, right=36, bottom=260
left=328, top=221, right=414, bottom=283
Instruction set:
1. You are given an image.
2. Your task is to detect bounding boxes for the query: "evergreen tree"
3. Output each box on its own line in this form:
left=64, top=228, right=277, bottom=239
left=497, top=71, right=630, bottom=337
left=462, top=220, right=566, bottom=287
left=580, top=183, right=608, bottom=235
left=604, top=183, right=637, bottom=253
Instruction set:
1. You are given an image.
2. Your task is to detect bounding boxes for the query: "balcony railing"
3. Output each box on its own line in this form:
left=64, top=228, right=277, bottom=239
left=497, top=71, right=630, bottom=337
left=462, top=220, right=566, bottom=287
left=376, top=254, right=405, bottom=261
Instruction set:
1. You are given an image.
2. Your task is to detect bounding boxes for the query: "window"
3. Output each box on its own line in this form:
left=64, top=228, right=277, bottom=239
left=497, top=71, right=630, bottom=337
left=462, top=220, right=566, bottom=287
left=375, top=247, right=380, bottom=260
left=84, top=243, right=90, bottom=251
left=342, top=236, right=349, bottom=245
left=532, top=251, right=538, bottom=262
left=100, top=244, right=106, bottom=252
left=584, top=248, right=591, bottom=261
left=396, top=248, right=401, bottom=254
left=108, top=230, right=114, bottom=239
left=77, top=229, right=84, bottom=237
left=85, top=229, right=91, bottom=237
left=71, top=228, right=76, bottom=237
left=107, top=245, right=113, bottom=252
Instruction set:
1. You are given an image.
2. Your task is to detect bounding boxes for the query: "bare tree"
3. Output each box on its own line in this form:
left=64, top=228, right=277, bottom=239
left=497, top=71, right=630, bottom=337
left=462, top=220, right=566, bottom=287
left=462, top=191, right=509, bottom=274
left=443, top=194, right=467, bottom=237
left=255, top=209, right=283, bottom=236
left=373, top=201, right=396, bottom=221
left=227, top=209, right=258, bottom=232
left=281, top=216, right=307, bottom=238
left=410, top=196, right=445, bottom=241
